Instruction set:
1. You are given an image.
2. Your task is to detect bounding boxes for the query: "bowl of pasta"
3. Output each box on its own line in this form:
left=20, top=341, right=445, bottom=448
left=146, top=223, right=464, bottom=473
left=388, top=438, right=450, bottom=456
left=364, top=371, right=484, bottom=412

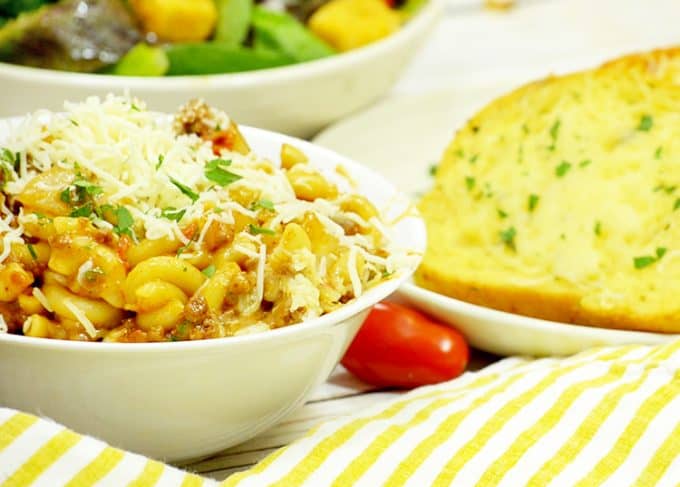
left=0, top=95, right=424, bottom=461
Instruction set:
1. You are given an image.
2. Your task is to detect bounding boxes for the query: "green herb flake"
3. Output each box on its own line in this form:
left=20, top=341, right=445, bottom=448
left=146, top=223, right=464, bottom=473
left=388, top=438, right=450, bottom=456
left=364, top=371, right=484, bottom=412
left=579, top=159, right=592, bottom=168
left=73, top=178, right=103, bottom=197
left=469, top=154, right=479, bottom=164
left=113, top=206, right=135, bottom=238
left=83, top=268, right=104, bottom=283
left=202, top=264, right=216, bottom=278
left=70, top=119, right=79, bottom=127
left=455, top=149, right=464, bottom=158
left=555, top=161, right=572, bottom=178
left=428, top=164, right=438, bottom=176
left=674, top=198, right=680, bottom=211
left=655, top=146, right=663, bottom=159
left=248, top=224, right=275, bottom=236
left=26, top=243, right=37, bottom=260
left=156, top=154, right=165, bottom=170
left=499, top=226, right=517, bottom=251
left=594, top=221, right=602, bottom=236
left=497, top=209, right=508, bottom=219
left=131, top=103, right=141, bottom=112
left=656, top=247, right=667, bottom=259
left=637, top=115, right=653, bottom=132
left=465, top=176, right=476, bottom=191
left=633, top=255, right=657, bottom=269
left=528, top=194, right=540, bottom=212
left=205, top=158, right=242, bottom=186
left=548, top=119, right=561, bottom=151
left=252, top=199, right=275, bottom=211
left=69, top=203, right=94, bottom=218
left=59, top=187, right=72, bottom=204
left=170, top=177, right=199, bottom=202
left=161, top=207, right=186, bottom=222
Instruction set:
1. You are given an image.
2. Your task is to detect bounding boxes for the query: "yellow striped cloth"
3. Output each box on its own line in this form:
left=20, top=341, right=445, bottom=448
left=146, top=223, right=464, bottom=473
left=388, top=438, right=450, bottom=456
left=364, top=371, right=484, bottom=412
left=0, top=410, right=216, bottom=487
left=1, top=339, right=680, bottom=486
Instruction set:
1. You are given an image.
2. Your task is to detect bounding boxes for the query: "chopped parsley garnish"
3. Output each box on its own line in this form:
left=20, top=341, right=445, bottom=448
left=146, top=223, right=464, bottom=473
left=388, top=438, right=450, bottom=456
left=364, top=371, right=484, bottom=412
left=674, top=198, right=680, bottom=211
left=469, top=154, right=479, bottom=164
left=637, top=115, right=653, bottom=132
left=205, top=158, right=242, bottom=186
left=26, top=243, right=37, bottom=260
left=528, top=194, right=539, bottom=212
left=465, top=176, right=475, bottom=191
left=170, top=322, right=190, bottom=341
left=653, top=184, right=676, bottom=194
left=655, top=146, right=663, bottom=159
left=156, top=154, right=165, bottom=170
left=548, top=119, right=561, bottom=151
left=633, top=247, right=667, bottom=269
left=73, top=178, right=103, bottom=196
left=594, top=221, right=602, bottom=236
left=0, top=148, right=17, bottom=187
left=61, top=177, right=103, bottom=216
left=251, top=199, right=275, bottom=211
left=579, top=159, right=592, bottom=168
left=202, top=264, right=216, bottom=278
left=84, top=268, right=104, bottom=283
left=248, top=224, right=275, bottom=236
left=131, top=103, right=141, bottom=112
left=634, top=255, right=657, bottom=269
left=499, top=226, right=517, bottom=251
left=161, top=207, right=186, bottom=222
left=170, top=177, right=199, bottom=202
left=555, top=161, right=572, bottom=178
left=60, top=187, right=71, bottom=204
left=455, top=149, right=464, bottom=158
left=429, top=164, right=438, bottom=176
left=69, top=203, right=94, bottom=218
left=70, top=119, right=79, bottom=127
left=113, top=206, right=135, bottom=238
left=497, top=209, right=508, bottom=219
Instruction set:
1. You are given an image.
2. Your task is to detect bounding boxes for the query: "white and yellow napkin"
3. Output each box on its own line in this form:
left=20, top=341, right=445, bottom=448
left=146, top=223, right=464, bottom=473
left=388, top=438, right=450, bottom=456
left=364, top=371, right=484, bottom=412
left=2, top=339, right=680, bottom=486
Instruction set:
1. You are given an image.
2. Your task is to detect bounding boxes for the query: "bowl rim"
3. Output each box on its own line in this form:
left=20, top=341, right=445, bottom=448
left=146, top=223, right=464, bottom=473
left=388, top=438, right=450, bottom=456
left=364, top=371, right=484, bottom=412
left=0, top=124, right=426, bottom=352
left=0, top=0, right=442, bottom=88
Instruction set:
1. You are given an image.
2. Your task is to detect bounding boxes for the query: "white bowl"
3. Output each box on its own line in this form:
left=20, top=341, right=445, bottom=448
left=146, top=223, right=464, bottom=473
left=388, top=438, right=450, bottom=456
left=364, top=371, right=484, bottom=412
left=0, top=125, right=425, bottom=462
left=0, top=1, right=441, bottom=138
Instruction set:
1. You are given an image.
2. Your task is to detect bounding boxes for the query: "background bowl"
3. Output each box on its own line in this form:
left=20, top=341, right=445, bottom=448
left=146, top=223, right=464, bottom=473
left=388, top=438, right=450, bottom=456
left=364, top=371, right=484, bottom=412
left=0, top=1, right=441, bottom=138
left=0, top=125, right=425, bottom=462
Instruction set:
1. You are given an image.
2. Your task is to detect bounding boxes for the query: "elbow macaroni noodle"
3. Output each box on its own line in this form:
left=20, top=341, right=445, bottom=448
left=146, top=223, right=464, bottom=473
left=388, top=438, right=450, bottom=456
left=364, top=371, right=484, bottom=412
left=0, top=96, right=406, bottom=342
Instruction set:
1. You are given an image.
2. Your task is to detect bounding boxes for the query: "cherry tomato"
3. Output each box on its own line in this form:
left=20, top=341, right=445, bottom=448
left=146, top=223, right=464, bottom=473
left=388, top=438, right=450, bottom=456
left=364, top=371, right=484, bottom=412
left=341, top=302, right=469, bottom=389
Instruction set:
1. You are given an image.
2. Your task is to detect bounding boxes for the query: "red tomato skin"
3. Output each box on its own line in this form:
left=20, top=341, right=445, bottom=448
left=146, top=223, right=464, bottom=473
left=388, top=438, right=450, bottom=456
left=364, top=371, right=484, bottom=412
left=341, top=302, right=469, bottom=389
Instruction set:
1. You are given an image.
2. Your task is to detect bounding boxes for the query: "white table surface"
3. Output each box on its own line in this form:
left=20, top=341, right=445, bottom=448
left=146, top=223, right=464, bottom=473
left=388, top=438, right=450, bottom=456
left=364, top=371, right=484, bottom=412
left=185, top=0, right=680, bottom=480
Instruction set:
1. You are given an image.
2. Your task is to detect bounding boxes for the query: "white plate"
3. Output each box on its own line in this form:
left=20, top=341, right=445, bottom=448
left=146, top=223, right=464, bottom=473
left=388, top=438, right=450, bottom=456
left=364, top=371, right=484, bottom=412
left=314, top=77, right=679, bottom=357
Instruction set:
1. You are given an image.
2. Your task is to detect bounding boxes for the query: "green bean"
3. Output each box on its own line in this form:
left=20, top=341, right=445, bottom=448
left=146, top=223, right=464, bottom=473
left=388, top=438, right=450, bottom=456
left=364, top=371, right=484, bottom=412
left=251, top=6, right=334, bottom=63
left=165, top=43, right=293, bottom=75
left=214, top=0, right=252, bottom=47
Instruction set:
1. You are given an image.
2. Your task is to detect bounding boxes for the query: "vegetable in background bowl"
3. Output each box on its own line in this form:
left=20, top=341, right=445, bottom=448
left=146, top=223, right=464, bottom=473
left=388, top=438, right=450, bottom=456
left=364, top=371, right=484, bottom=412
left=0, top=0, right=427, bottom=76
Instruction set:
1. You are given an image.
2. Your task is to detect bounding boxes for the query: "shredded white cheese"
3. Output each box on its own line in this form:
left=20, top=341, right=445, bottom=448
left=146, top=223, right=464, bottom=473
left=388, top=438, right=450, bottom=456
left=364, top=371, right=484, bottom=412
left=76, top=259, right=94, bottom=286
left=22, top=317, right=31, bottom=335
left=32, top=287, right=53, bottom=312
left=63, top=299, right=97, bottom=338
left=255, top=244, right=266, bottom=306
left=348, top=246, right=362, bottom=298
